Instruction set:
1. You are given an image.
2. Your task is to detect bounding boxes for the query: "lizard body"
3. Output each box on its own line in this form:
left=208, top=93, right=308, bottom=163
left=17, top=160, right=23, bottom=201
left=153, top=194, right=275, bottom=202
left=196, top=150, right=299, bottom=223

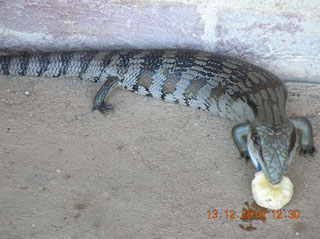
left=0, top=49, right=315, bottom=184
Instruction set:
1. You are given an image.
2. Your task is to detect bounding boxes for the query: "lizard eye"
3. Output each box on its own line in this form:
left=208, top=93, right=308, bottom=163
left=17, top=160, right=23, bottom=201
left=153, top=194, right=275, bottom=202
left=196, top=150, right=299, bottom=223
left=252, top=134, right=261, bottom=147
left=250, top=127, right=261, bottom=147
left=289, top=129, right=297, bottom=152
left=250, top=127, right=264, bottom=161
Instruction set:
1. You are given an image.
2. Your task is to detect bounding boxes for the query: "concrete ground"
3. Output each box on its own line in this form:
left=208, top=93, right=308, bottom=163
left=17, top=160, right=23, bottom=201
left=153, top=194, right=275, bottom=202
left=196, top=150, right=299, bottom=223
left=0, top=75, right=319, bottom=239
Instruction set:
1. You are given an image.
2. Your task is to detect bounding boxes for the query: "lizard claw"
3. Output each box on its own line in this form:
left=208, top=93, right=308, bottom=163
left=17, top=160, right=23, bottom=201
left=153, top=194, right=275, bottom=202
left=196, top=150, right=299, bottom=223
left=299, top=145, right=317, bottom=156
left=240, top=151, right=250, bottom=162
left=92, top=103, right=113, bottom=115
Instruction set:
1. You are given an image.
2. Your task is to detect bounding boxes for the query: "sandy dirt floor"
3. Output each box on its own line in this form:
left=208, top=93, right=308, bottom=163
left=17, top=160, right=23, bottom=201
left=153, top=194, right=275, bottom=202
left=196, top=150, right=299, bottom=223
left=0, top=75, right=319, bottom=238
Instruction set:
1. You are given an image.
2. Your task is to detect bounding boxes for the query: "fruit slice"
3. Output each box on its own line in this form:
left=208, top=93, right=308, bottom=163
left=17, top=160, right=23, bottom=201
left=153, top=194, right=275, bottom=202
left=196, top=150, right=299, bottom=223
left=252, top=171, right=293, bottom=210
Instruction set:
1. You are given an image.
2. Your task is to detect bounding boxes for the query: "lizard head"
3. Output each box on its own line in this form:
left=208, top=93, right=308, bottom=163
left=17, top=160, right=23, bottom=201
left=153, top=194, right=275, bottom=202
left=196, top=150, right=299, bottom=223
left=247, top=120, right=297, bottom=184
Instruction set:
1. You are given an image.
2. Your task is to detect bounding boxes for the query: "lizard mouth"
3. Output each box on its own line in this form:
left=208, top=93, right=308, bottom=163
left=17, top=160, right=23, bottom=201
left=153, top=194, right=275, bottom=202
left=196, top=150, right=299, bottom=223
left=264, top=168, right=284, bottom=185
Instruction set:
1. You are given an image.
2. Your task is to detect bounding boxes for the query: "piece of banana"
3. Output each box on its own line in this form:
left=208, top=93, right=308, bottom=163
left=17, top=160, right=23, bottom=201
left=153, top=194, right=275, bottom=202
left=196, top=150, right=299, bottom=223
left=252, top=171, right=293, bottom=210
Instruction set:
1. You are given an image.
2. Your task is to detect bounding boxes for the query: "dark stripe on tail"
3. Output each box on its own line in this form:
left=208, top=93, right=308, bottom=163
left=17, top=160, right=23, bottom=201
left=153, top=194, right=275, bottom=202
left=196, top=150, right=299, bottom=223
left=56, top=52, right=74, bottom=77
left=37, top=53, right=51, bottom=76
left=79, top=52, right=96, bottom=76
left=18, top=54, right=30, bottom=76
left=0, top=55, right=12, bottom=75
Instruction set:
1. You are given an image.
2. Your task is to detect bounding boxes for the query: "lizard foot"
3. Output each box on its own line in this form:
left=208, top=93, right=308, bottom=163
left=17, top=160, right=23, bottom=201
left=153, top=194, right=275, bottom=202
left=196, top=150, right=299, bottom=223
left=93, top=103, right=113, bottom=114
left=299, top=144, right=317, bottom=156
left=240, top=151, right=250, bottom=162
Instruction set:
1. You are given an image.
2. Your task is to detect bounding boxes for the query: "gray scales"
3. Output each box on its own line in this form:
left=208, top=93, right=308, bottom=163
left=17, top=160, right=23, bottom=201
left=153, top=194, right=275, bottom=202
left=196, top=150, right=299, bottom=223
left=0, top=49, right=316, bottom=184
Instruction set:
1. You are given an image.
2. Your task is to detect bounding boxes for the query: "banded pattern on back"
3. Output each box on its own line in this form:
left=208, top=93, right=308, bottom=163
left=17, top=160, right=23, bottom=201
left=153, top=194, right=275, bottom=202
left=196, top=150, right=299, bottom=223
left=0, top=49, right=287, bottom=123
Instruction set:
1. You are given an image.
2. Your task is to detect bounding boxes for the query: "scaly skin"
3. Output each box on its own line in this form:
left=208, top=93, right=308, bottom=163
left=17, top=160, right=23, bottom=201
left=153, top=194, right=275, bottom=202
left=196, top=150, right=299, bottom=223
left=0, top=49, right=316, bottom=184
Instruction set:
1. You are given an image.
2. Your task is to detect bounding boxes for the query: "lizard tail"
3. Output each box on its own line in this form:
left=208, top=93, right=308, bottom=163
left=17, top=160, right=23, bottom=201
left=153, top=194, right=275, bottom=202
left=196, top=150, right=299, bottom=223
left=0, top=51, right=101, bottom=80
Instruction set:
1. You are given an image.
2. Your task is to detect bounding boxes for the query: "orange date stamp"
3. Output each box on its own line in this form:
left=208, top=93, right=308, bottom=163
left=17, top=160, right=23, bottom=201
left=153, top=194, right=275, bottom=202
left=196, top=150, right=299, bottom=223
left=207, top=209, right=300, bottom=220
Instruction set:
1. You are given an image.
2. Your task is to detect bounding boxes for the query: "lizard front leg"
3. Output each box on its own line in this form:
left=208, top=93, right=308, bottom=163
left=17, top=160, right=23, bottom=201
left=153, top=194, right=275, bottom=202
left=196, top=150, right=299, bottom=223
left=232, top=122, right=250, bottom=160
left=289, top=116, right=316, bottom=155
